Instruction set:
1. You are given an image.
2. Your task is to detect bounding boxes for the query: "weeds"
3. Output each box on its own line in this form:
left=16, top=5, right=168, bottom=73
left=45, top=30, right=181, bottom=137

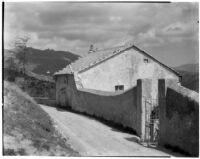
left=3, top=81, right=80, bottom=156
left=3, top=149, right=17, bottom=156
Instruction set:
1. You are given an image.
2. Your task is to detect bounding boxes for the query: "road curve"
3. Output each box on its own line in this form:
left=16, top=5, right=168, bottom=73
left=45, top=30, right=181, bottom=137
left=40, top=104, right=182, bottom=157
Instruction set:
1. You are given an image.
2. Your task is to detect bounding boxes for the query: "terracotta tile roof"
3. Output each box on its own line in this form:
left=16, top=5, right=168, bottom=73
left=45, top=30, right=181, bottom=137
left=54, top=43, right=181, bottom=77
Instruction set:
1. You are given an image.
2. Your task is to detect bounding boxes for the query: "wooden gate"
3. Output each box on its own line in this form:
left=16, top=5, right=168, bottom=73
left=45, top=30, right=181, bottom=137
left=144, top=97, right=159, bottom=147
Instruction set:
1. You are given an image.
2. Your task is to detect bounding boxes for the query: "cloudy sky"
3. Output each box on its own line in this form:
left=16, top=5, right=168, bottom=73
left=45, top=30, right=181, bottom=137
left=4, top=2, right=199, bottom=67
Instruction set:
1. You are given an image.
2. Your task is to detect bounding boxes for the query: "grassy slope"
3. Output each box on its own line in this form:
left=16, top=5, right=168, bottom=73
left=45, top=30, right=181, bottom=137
left=3, top=81, right=79, bottom=156
left=4, top=69, right=56, bottom=99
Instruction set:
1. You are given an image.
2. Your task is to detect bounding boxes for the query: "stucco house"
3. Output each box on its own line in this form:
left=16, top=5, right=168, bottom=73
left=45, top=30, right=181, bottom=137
left=54, top=42, right=181, bottom=106
left=53, top=43, right=200, bottom=154
left=53, top=42, right=183, bottom=142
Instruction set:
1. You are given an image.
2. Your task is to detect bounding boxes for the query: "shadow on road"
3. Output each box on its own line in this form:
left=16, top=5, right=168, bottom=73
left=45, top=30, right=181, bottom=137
left=125, top=137, right=140, bottom=143
left=54, top=105, right=138, bottom=136
left=151, top=146, right=186, bottom=157
left=42, top=104, right=186, bottom=157
left=124, top=137, right=185, bottom=157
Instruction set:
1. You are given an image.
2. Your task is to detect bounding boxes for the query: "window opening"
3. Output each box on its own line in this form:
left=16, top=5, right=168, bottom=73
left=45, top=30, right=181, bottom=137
left=115, top=85, right=124, bottom=91
left=144, top=58, right=149, bottom=63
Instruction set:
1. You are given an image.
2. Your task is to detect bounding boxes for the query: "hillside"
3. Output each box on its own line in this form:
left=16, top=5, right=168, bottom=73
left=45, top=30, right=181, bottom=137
left=178, top=70, right=199, bottom=92
left=4, top=47, right=80, bottom=76
left=4, top=69, right=55, bottom=99
left=174, top=64, right=199, bottom=92
left=3, top=81, right=79, bottom=156
left=175, top=63, right=199, bottom=73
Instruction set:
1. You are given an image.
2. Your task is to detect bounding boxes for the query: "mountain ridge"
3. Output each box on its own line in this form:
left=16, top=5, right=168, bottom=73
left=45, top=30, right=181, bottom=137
left=174, top=63, right=199, bottom=73
left=174, top=63, right=199, bottom=92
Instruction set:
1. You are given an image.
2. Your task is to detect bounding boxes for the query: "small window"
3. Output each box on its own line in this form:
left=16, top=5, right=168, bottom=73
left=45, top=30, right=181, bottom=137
left=144, top=58, right=149, bottom=63
left=115, top=85, right=124, bottom=91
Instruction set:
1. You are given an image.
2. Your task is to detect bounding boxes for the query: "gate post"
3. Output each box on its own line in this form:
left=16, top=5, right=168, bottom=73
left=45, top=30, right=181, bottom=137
left=137, top=79, right=153, bottom=141
left=158, top=79, right=166, bottom=145
left=158, top=79, right=178, bottom=146
left=137, top=79, right=145, bottom=141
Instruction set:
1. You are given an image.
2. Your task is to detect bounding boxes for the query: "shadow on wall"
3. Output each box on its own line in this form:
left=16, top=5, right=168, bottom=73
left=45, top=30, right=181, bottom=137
left=64, top=75, right=139, bottom=133
left=159, top=79, right=199, bottom=157
left=57, top=75, right=158, bottom=144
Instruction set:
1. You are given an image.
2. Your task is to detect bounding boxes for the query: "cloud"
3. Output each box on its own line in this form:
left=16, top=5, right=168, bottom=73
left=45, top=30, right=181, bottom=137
left=38, top=3, right=110, bottom=25
left=4, top=2, right=198, bottom=66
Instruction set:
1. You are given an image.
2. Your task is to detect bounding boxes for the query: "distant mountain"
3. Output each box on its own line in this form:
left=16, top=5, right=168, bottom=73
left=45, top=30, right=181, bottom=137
left=174, top=64, right=199, bottom=92
left=4, top=47, right=80, bottom=76
left=178, top=70, right=199, bottom=92
left=175, top=63, right=199, bottom=73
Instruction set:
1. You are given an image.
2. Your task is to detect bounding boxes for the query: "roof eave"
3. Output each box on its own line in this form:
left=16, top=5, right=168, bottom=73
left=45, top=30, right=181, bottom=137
left=77, top=45, right=134, bottom=74
left=54, top=44, right=181, bottom=79
left=132, top=45, right=182, bottom=78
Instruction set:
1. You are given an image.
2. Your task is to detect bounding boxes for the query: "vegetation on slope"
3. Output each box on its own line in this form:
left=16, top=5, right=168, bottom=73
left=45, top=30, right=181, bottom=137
left=3, top=81, right=79, bottom=156
left=4, top=69, right=55, bottom=99
left=4, top=47, right=80, bottom=76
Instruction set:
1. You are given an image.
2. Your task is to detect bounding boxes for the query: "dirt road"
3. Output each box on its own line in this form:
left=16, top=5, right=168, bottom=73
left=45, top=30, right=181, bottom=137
left=40, top=105, right=181, bottom=156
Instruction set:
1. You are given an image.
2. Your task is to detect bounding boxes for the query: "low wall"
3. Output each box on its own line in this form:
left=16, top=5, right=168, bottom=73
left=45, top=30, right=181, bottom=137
left=56, top=74, right=159, bottom=138
left=34, top=97, right=56, bottom=106
left=56, top=75, right=155, bottom=134
left=158, top=79, right=199, bottom=156
left=69, top=76, right=138, bottom=131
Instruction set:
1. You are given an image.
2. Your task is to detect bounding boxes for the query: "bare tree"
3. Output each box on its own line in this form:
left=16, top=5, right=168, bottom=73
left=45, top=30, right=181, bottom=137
left=14, top=35, right=30, bottom=75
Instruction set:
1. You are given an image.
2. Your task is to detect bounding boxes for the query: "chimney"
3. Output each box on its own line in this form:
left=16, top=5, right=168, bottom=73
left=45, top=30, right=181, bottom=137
left=88, top=44, right=94, bottom=54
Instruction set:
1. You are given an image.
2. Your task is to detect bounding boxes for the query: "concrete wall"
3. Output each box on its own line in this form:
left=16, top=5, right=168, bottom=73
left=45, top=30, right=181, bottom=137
left=56, top=75, right=69, bottom=106
left=56, top=74, right=155, bottom=135
left=78, top=48, right=179, bottom=92
left=158, top=79, right=199, bottom=156
left=61, top=74, right=138, bottom=131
